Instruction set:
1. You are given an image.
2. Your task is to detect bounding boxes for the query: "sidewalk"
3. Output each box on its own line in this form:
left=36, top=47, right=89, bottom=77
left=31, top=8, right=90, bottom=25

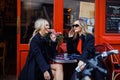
left=0, top=75, right=16, bottom=80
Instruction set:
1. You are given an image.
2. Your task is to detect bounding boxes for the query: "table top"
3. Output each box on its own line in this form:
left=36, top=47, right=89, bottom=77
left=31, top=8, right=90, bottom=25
left=51, top=54, right=80, bottom=63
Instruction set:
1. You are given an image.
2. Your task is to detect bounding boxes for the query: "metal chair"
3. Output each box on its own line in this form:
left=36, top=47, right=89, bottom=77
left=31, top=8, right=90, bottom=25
left=95, top=43, right=107, bottom=53
left=0, top=41, right=6, bottom=76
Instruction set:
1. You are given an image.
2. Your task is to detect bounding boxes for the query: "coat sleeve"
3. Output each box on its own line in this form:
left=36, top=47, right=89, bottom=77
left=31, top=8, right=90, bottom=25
left=30, top=38, right=50, bottom=73
left=81, top=34, right=95, bottom=61
left=66, top=37, right=78, bottom=54
left=48, top=41, right=58, bottom=58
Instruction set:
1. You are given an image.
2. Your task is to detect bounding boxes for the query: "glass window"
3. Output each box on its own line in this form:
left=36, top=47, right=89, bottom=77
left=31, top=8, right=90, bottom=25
left=106, top=0, right=120, bottom=33
left=63, top=0, right=95, bottom=41
left=21, top=0, right=53, bottom=43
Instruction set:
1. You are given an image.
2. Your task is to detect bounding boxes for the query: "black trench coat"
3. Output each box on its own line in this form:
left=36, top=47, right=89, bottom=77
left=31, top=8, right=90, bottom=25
left=67, top=34, right=107, bottom=80
left=19, top=33, right=57, bottom=80
left=67, top=34, right=95, bottom=61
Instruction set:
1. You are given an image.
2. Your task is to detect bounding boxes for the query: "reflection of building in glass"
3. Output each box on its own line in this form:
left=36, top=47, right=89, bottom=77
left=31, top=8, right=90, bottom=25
left=118, top=22, right=120, bottom=33
left=106, top=0, right=120, bottom=33
left=63, top=0, right=95, bottom=43
left=21, top=1, right=53, bottom=43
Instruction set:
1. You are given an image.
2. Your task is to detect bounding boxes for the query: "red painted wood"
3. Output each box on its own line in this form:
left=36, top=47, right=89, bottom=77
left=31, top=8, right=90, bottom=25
left=17, top=0, right=21, bottom=77
left=54, top=0, right=63, bottom=33
left=95, top=0, right=120, bottom=46
left=20, top=51, right=28, bottom=70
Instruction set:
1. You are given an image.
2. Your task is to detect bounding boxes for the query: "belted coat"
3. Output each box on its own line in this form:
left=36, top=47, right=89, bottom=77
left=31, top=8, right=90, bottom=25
left=19, top=33, right=57, bottom=80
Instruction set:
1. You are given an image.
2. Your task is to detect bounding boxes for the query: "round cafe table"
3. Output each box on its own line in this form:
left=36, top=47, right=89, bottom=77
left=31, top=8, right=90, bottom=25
left=51, top=54, right=79, bottom=80
left=52, top=58, right=77, bottom=63
left=51, top=54, right=78, bottom=63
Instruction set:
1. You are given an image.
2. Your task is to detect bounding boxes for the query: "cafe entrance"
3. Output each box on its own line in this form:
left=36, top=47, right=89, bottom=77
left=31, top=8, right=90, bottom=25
left=17, top=0, right=120, bottom=79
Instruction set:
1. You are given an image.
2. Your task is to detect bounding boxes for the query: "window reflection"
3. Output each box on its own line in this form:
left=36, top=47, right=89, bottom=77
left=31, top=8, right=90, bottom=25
left=63, top=0, right=95, bottom=42
left=21, top=0, right=53, bottom=43
left=106, top=0, right=120, bottom=33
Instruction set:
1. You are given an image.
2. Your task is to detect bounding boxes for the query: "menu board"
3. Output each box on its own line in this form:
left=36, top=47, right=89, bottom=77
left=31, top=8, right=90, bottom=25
left=106, top=0, right=120, bottom=33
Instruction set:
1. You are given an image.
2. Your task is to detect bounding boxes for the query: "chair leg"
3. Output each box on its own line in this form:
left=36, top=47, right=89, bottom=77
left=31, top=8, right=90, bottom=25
left=3, top=59, right=5, bottom=77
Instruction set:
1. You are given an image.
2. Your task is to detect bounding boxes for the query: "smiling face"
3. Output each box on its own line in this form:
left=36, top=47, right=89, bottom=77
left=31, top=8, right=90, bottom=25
left=72, top=20, right=82, bottom=33
left=34, top=19, right=50, bottom=36
left=44, top=21, right=50, bottom=34
left=40, top=20, right=50, bottom=36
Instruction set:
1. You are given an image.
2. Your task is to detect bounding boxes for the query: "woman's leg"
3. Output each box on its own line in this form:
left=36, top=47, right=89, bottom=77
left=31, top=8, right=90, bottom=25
left=51, top=63, right=63, bottom=80
left=81, top=76, right=91, bottom=80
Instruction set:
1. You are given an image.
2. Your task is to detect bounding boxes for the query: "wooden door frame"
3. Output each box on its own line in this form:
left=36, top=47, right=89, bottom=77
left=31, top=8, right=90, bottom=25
left=17, top=0, right=63, bottom=78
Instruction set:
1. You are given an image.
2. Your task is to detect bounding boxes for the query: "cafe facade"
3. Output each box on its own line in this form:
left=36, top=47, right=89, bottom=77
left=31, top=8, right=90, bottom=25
left=17, top=0, right=120, bottom=80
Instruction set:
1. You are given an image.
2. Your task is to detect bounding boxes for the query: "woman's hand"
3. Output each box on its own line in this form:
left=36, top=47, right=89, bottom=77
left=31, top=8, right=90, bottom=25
left=68, top=28, right=75, bottom=37
left=50, top=33, right=57, bottom=42
left=47, top=29, right=56, bottom=33
left=44, top=71, right=51, bottom=80
left=78, top=60, right=86, bottom=71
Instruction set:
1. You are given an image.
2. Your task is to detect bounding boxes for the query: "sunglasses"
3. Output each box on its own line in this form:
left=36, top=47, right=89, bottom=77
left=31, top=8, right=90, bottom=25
left=72, top=24, right=79, bottom=27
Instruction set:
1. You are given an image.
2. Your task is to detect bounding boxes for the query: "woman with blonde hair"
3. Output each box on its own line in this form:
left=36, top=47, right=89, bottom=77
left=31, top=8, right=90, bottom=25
left=67, top=19, right=105, bottom=80
left=19, top=18, right=63, bottom=80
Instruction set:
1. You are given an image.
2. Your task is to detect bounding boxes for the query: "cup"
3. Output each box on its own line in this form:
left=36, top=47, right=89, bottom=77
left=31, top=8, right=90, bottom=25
left=64, top=53, right=68, bottom=59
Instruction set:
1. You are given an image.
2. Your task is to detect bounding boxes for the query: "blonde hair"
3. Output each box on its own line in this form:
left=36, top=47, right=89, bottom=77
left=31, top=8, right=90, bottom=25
left=79, top=20, right=92, bottom=35
left=29, top=18, right=48, bottom=43
left=73, top=19, right=92, bottom=39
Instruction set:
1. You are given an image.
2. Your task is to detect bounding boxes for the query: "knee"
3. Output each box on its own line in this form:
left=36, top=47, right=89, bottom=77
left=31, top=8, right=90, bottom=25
left=55, top=64, right=63, bottom=70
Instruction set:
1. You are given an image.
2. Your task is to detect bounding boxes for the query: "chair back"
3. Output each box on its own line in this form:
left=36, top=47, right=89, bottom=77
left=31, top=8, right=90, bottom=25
left=95, top=43, right=107, bottom=53
left=0, top=41, right=6, bottom=76
left=0, top=41, right=6, bottom=59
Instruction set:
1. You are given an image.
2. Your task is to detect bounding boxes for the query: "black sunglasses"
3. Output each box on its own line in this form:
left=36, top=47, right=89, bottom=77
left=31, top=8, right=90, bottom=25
left=72, top=24, right=79, bottom=27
